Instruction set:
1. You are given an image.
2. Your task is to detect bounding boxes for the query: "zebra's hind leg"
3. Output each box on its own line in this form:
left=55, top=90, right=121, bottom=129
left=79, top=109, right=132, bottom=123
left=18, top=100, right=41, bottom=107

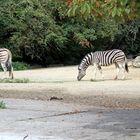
left=114, top=68, right=120, bottom=80
left=114, top=62, right=121, bottom=80
left=122, top=62, right=127, bottom=80
left=1, top=63, right=7, bottom=79
left=117, top=61, right=126, bottom=80
left=115, top=61, right=126, bottom=80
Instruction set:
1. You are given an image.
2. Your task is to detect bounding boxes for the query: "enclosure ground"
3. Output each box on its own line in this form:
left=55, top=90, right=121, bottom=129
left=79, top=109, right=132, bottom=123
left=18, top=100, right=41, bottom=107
left=0, top=65, right=140, bottom=109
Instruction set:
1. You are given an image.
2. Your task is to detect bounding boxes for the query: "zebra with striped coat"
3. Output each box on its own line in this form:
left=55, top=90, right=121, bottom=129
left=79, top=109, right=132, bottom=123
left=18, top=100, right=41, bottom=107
left=0, top=48, right=14, bottom=79
left=77, top=49, right=128, bottom=81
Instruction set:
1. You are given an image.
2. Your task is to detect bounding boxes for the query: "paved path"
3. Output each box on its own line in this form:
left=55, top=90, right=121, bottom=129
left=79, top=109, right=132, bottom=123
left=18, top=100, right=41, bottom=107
left=0, top=98, right=140, bottom=140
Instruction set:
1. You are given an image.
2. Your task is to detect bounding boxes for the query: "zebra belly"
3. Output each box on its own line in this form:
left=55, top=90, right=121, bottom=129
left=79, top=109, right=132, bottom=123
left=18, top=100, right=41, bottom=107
left=100, top=62, right=114, bottom=66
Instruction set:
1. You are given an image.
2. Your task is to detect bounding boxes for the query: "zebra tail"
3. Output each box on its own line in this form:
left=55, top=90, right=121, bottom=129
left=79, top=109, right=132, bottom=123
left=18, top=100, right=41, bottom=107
left=125, top=57, right=129, bottom=73
left=125, top=63, right=129, bottom=73
left=8, top=62, right=14, bottom=79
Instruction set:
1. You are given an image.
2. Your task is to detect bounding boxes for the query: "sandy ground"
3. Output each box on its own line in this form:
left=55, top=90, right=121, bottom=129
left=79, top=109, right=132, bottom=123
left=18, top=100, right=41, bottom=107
left=0, top=64, right=140, bottom=109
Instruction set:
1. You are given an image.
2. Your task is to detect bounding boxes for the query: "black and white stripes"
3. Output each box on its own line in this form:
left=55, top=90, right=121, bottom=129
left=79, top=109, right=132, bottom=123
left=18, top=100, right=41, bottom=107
left=0, top=48, right=14, bottom=79
left=77, top=49, right=128, bottom=81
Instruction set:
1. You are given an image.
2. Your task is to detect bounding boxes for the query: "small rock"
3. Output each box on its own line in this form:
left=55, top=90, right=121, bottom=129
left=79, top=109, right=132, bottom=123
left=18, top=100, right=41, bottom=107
left=132, top=56, right=140, bottom=68
left=50, top=96, right=63, bottom=101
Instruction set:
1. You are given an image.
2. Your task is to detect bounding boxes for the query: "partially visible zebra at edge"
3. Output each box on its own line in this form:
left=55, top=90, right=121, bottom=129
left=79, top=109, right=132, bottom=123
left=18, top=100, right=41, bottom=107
left=77, top=49, right=129, bottom=81
left=0, top=48, right=14, bottom=79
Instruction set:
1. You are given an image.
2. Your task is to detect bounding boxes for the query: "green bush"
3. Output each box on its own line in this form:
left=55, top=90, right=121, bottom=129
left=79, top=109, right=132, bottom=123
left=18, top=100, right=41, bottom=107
left=13, top=62, right=30, bottom=71
left=0, top=62, right=30, bottom=71
left=0, top=0, right=139, bottom=66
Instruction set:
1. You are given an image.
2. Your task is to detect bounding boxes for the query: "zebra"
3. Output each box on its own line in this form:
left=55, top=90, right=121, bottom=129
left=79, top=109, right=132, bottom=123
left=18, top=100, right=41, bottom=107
left=0, top=48, right=14, bottom=79
left=77, top=49, right=129, bottom=81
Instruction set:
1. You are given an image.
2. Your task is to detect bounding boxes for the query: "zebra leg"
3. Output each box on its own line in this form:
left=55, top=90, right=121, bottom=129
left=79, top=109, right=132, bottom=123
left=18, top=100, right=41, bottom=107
left=115, top=62, right=126, bottom=80
left=122, top=69, right=126, bottom=79
left=114, top=63, right=121, bottom=80
left=115, top=68, right=120, bottom=80
left=98, top=65, right=104, bottom=80
left=117, top=61, right=126, bottom=80
left=122, top=62, right=126, bottom=80
left=1, top=63, right=7, bottom=79
left=91, top=64, right=98, bottom=81
left=7, top=61, right=14, bottom=79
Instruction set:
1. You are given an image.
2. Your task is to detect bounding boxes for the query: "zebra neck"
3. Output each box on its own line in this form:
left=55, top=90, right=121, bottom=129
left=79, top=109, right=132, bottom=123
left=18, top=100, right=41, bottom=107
left=80, top=63, right=89, bottom=71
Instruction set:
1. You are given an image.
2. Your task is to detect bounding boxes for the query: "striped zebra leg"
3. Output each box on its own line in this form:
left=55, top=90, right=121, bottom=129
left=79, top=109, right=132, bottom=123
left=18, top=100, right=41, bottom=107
left=115, top=61, right=126, bottom=80
left=91, top=64, right=104, bottom=81
left=122, top=61, right=127, bottom=79
left=91, top=64, right=98, bottom=81
left=7, top=61, right=14, bottom=79
left=115, top=68, right=120, bottom=80
left=1, top=63, right=7, bottom=79
left=114, top=63, right=120, bottom=80
left=98, top=65, right=104, bottom=80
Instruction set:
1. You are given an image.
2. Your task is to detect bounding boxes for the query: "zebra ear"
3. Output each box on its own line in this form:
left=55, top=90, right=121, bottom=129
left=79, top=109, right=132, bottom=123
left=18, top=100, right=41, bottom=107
left=78, top=66, right=81, bottom=70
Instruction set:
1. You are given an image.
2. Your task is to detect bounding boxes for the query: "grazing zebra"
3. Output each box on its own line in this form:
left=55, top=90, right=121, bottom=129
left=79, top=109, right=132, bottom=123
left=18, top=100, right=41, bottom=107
left=0, top=48, right=14, bottom=79
left=77, top=49, right=128, bottom=81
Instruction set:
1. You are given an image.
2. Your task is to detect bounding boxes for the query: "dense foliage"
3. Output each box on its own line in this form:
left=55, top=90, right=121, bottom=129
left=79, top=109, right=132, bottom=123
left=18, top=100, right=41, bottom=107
left=0, top=0, right=139, bottom=66
left=66, top=0, right=140, bottom=20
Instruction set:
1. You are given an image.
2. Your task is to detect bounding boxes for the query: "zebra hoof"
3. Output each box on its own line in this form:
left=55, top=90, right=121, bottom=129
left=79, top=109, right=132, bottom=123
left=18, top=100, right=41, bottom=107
left=121, top=77, right=126, bottom=80
left=114, top=77, right=118, bottom=80
left=90, top=78, right=95, bottom=81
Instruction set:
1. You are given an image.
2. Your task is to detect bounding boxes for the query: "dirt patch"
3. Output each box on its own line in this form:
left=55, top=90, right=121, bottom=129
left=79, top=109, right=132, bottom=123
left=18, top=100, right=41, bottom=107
left=0, top=85, right=140, bottom=109
left=0, top=65, right=140, bottom=109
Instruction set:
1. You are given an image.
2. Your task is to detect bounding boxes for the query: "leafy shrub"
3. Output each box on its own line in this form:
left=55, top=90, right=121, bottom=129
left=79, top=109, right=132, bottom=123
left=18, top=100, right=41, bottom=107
left=0, top=62, right=30, bottom=71
left=13, top=62, right=30, bottom=71
left=0, top=0, right=139, bottom=66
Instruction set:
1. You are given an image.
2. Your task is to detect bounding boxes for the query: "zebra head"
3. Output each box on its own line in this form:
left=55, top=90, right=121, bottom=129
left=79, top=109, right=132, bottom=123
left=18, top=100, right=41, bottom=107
left=77, top=66, right=86, bottom=81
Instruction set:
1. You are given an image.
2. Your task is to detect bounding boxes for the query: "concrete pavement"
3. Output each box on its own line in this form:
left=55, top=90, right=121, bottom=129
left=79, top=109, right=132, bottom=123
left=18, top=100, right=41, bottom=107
left=0, top=98, right=140, bottom=140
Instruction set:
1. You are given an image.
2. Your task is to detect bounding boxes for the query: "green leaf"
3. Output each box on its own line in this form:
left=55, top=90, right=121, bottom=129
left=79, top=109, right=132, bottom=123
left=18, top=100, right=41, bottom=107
left=125, top=8, right=130, bottom=14
left=112, top=7, right=117, bottom=17
left=80, top=4, right=87, bottom=15
left=67, top=8, right=72, bottom=17
left=117, top=8, right=122, bottom=16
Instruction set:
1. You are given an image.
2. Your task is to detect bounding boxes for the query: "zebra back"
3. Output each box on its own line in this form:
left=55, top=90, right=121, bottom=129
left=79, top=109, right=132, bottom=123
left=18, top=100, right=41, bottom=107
left=93, top=49, right=126, bottom=66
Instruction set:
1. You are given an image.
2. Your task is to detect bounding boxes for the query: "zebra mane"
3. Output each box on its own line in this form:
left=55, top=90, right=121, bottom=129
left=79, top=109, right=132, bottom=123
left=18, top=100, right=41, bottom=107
left=78, top=52, right=93, bottom=70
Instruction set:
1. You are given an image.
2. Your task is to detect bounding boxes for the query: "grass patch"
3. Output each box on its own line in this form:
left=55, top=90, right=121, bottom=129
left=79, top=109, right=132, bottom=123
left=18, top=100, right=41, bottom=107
left=0, top=78, right=30, bottom=83
left=0, top=101, right=6, bottom=109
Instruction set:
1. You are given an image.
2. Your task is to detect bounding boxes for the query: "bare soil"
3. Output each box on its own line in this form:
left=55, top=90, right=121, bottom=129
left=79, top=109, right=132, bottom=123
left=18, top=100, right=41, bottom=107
left=0, top=64, right=140, bottom=109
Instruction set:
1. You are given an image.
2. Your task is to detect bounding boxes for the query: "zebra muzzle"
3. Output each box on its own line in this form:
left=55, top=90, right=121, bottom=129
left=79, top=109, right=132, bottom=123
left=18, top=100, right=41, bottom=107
left=77, top=76, right=82, bottom=81
left=77, top=76, right=81, bottom=81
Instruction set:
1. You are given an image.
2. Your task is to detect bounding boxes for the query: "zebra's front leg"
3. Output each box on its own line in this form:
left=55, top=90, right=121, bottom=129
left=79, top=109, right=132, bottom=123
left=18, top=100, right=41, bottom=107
left=91, top=64, right=98, bottom=81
